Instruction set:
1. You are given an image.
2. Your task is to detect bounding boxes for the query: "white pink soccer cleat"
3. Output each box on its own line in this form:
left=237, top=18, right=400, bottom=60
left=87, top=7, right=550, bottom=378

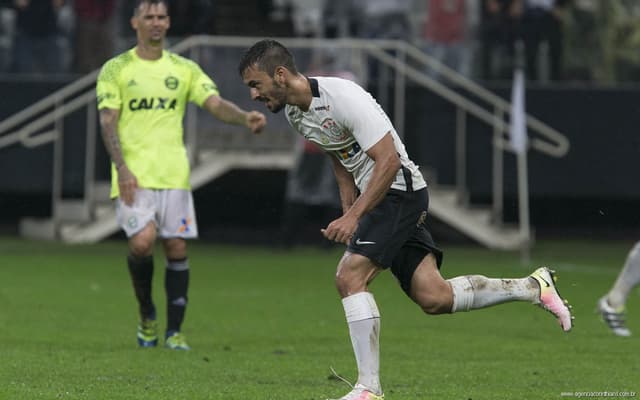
left=328, top=384, right=384, bottom=400
left=530, top=267, right=574, bottom=332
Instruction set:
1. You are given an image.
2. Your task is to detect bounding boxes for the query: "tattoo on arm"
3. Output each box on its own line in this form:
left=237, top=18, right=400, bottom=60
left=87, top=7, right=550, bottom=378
left=99, top=108, right=125, bottom=169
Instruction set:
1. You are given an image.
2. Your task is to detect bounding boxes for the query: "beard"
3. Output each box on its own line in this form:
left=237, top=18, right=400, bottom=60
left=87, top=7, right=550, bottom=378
left=268, top=99, right=285, bottom=113
left=265, top=86, right=287, bottom=113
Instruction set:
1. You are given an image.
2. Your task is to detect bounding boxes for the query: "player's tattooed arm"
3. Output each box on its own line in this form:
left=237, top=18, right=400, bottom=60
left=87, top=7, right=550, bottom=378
left=99, top=108, right=137, bottom=205
left=99, top=108, right=125, bottom=169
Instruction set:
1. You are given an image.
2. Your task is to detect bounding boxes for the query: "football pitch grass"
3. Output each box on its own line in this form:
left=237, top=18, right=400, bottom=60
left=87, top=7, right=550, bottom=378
left=1, top=237, right=638, bottom=399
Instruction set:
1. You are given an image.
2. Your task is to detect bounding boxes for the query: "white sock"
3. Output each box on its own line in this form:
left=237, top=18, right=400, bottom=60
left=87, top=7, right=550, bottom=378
left=448, top=275, right=538, bottom=312
left=608, top=242, right=640, bottom=308
left=342, top=292, right=382, bottom=395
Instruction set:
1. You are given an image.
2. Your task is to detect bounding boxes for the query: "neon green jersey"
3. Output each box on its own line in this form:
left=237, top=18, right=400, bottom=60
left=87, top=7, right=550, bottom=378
left=96, top=48, right=219, bottom=198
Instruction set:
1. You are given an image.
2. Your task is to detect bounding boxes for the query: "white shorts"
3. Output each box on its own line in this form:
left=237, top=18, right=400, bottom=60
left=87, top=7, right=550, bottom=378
left=115, top=189, right=198, bottom=239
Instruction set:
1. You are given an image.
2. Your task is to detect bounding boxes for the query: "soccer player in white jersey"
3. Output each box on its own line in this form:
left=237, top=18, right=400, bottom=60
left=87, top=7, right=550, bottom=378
left=597, top=241, right=640, bottom=336
left=96, top=0, right=266, bottom=350
left=239, top=39, right=573, bottom=400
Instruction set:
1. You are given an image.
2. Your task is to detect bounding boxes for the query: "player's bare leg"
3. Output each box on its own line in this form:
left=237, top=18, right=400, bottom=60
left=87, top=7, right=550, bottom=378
left=330, top=252, right=384, bottom=400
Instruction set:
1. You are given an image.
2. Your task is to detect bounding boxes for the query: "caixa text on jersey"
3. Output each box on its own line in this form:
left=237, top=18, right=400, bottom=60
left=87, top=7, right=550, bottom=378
left=129, top=97, right=178, bottom=111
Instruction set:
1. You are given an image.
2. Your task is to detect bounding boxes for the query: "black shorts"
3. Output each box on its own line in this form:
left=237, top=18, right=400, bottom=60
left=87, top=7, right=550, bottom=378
left=347, top=188, right=444, bottom=295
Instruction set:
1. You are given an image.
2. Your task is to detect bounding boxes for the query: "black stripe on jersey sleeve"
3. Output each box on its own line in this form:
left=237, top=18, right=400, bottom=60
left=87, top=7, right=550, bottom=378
left=401, top=165, right=413, bottom=192
left=307, top=78, right=320, bottom=97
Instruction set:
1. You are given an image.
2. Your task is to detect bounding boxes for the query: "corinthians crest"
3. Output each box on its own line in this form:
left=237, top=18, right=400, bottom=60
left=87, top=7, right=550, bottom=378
left=321, top=118, right=348, bottom=141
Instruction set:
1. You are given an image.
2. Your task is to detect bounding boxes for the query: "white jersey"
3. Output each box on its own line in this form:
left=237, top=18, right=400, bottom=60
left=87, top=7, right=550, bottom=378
left=284, top=77, right=426, bottom=193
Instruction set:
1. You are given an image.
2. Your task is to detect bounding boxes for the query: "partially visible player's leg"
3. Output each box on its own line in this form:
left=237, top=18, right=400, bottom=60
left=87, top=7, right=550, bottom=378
left=334, top=252, right=384, bottom=398
left=598, top=241, right=640, bottom=336
left=606, top=241, right=640, bottom=308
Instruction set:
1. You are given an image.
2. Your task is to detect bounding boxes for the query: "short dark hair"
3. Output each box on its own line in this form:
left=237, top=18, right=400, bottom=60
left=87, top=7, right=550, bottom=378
left=238, top=39, right=298, bottom=77
left=133, top=0, right=169, bottom=16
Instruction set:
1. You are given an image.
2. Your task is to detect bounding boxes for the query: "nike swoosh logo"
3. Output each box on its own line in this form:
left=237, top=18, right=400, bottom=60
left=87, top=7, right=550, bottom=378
left=355, top=239, right=376, bottom=245
left=538, top=276, right=551, bottom=287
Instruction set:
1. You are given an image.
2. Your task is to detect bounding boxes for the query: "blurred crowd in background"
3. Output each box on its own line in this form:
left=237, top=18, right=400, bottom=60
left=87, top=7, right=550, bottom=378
left=1, top=0, right=640, bottom=84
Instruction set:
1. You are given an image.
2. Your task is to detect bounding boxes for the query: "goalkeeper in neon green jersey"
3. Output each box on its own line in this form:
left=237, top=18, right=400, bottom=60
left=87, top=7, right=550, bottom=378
left=96, top=0, right=266, bottom=350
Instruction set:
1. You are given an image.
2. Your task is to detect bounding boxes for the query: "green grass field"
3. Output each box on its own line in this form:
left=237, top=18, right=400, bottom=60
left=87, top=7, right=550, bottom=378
left=0, top=237, right=639, bottom=399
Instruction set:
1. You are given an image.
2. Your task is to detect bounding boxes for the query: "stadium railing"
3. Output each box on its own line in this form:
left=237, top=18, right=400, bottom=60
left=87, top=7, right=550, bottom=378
left=0, top=36, right=570, bottom=251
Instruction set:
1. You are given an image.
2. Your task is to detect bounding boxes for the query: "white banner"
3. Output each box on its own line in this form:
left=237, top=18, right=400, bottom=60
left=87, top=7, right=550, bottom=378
left=510, top=68, right=527, bottom=154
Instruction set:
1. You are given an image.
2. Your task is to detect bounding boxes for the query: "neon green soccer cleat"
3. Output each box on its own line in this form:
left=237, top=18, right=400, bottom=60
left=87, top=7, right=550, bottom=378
left=137, top=318, right=158, bottom=348
left=165, top=332, right=190, bottom=350
left=530, top=267, right=574, bottom=332
left=327, top=384, right=384, bottom=400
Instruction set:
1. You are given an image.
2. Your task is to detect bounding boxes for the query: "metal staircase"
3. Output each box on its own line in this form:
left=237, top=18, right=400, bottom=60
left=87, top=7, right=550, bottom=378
left=428, top=187, right=524, bottom=250
left=0, top=36, right=569, bottom=249
left=26, top=150, right=294, bottom=244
